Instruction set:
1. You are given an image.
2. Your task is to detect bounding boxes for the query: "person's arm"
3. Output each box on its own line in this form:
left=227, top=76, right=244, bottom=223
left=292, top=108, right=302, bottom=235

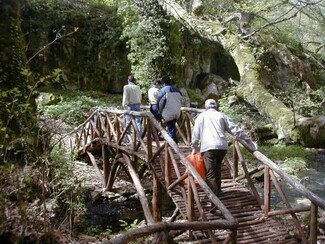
left=191, top=116, right=201, bottom=153
left=224, top=114, right=257, bottom=151
left=122, top=86, right=128, bottom=107
left=157, top=88, right=167, bottom=114
left=137, top=86, right=142, bottom=104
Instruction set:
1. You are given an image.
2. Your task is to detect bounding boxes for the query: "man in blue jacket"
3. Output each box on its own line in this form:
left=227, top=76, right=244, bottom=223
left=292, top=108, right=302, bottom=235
left=157, top=76, right=182, bottom=143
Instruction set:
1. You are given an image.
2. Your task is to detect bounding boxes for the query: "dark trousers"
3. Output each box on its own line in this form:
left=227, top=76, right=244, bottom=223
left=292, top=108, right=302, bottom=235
left=166, top=119, right=178, bottom=144
left=203, top=149, right=227, bottom=196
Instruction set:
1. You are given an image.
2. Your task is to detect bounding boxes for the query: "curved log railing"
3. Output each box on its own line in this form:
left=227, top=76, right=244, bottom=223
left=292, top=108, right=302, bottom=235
left=71, top=107, right=325, bottom=243
left=231, top=139, right=325, bottom=244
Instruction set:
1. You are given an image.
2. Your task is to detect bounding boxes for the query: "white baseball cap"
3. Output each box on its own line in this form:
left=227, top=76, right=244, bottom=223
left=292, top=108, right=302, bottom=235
left=205, top=99, right=217, bottom=109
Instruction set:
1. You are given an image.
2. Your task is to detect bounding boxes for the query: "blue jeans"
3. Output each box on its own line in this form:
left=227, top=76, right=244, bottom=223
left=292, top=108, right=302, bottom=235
left=166, top=119, right=178, bottom=144
left=150, top=104, right=159, bottom=119
left=126, top=104, right=142, bottom=135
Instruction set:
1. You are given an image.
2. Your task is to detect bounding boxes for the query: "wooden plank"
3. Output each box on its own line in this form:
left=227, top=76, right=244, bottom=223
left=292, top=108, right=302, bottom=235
left=121, top=154, right=154, bottom=225
left=86, top=151, right=105, bottom=187
left=76, top=110, right=308, bottom=243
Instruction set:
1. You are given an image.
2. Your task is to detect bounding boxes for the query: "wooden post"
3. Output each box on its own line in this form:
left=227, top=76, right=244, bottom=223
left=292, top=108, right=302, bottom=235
left=240, top=160, right=263, bottom=207
left=147, top=118, right=152, bottom=162
left=231, top=229, right=237, bottom=244
left=165, top=144, right=171, bottom=187
left=232, top=141, right=238, bottom=178
left=264, top=166, right=271, bottom=217
left=86, top=151, right=106, bottom=187
left=187, top=181, right=194, bottom=239
left=152, top=172, right=162, bottom=222
left=185, top=112, right=191, bottom=143
left=115, top=115, right=121, bottom=142
left=189, top=177, right=217, bottom=243
left=309, top=203, right=318, bottom=244
left=121, top=154, right=154, bottom=225
left=102, top=144, right=110, bottom=188
left=270, top=170, right=308, bottom=243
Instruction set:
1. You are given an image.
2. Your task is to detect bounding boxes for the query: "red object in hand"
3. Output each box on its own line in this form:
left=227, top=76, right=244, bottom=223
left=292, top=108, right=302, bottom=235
left=183, top=153, right=206, bottom=188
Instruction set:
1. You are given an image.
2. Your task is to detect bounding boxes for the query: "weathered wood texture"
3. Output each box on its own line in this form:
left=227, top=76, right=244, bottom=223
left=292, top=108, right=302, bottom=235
left=150, top=150, right=298, bottom=243
left=72, top=108, right=325, bottom=243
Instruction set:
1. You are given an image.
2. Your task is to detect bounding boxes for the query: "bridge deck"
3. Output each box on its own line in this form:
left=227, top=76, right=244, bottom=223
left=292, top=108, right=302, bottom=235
left=74, top=108, right=322, bottom=243
left=149, top=145, right=298, bottom=243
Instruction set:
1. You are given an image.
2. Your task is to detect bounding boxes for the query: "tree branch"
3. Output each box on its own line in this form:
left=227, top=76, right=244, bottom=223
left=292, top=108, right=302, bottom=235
left=25, top=26, right=78, bottom=65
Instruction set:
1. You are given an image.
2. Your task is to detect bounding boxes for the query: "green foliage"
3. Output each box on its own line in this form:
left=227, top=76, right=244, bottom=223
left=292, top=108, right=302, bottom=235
left=186, top=88, right=203, bottom=105
left=119, top=219, right=140, bottom=231
left=258, top=144, right=312, bottom=161
left=0, top=165, right=14, bottom=233
left=23, top=0, right=127, bottom=93
left=0, top=103, right=86, bottom=238
left=49, top=145, right=87, bottom=229
left=218, top=86, right=262, bottom=126
left=275, top=77, right=324, bottom=117
left=282, top=157, right=307, bottom=175
left=0, top=5, right=38, bottom=163
left=234, top=0, right=274, bottom=15
left=118, top=0, right=172, bottom=87
left=238, top=143, right=316, bottom=177
left=0, top=71, right=38, bottom=164
left=85, top=225, right=104, bottom=235
left=251, top=150, right=308, bottom=176
left=37, top=89, right=122, bottom=125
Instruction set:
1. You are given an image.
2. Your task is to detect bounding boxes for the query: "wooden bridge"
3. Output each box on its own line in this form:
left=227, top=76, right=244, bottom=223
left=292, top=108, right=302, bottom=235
left=71, top=107, right=325, bottom=243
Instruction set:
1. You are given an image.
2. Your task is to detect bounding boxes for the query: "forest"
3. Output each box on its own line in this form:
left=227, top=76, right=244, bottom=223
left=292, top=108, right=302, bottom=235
left=0, top=0, right=324, bottom=242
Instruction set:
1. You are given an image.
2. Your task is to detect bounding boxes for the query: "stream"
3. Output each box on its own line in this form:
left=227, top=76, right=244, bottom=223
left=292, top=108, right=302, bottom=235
left=270, top=151, right=325, bottom=207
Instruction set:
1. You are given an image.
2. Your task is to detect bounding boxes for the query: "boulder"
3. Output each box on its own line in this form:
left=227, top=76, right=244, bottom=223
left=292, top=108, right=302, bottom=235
left=179, top=88, right=191, bottom=107
left=201, top=74, right=228, bottom=101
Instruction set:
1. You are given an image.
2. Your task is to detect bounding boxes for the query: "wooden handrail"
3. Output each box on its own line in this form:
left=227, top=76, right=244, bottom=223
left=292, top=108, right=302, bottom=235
left=107, top=219, right=237, bottom=244
left=253, top=150, right=325, bottom=210
left=72, top=107, right=238, bottom=242
left=72, top=106, right=325, bottom=243
left=232, top=137, right=325, bottom=243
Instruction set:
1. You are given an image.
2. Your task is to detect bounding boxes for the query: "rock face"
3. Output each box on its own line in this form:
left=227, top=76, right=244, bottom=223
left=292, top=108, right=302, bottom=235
left=201, top=74, right=228, bottom=102
left=21, top=2, right=130, bottom=94
left=21, top=1, right=241, bottom=95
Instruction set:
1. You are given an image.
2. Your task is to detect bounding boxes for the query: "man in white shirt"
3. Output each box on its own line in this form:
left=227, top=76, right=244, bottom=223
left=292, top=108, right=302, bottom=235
left=191, top=99, right=256, bottom=197
left=122, top=75, right=142, bottom=135
left=148, top=79, right=161, bottom=119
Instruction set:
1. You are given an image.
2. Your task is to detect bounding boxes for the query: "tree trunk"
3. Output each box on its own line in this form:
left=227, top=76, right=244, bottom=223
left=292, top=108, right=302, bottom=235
left=157, top=0, right=325, bottom=148
left=0, top=0, right=38, bottom=162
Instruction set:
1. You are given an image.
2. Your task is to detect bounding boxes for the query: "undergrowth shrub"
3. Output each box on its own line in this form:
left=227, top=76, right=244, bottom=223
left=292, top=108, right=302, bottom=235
left=0, top=131, right=86, bottom=242
left=37, top=89, right=122, bottom=125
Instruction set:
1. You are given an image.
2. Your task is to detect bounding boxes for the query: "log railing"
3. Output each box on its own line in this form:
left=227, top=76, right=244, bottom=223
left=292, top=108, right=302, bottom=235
left=72, top=107, right=237, bottom=243
left=230, top=139, right=325, bottom=244
left=71, top=107, right=325, bottom=243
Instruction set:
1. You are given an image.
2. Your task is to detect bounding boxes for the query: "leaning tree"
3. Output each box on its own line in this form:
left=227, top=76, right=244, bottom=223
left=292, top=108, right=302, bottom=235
left=156, top=0, right=325, bottom=148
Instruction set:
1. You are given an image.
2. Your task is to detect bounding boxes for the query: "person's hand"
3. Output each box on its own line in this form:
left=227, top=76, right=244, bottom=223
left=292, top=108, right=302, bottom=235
left=191, top=149, right=198, bottom=155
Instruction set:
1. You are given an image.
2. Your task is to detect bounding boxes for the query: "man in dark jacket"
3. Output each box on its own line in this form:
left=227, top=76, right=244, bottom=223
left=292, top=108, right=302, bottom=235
left=157, top=76, right=182, bottom=143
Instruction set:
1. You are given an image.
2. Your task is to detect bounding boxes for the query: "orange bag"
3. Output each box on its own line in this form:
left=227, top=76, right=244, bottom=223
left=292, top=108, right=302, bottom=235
left=183, top=153, right=206, bottom=188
